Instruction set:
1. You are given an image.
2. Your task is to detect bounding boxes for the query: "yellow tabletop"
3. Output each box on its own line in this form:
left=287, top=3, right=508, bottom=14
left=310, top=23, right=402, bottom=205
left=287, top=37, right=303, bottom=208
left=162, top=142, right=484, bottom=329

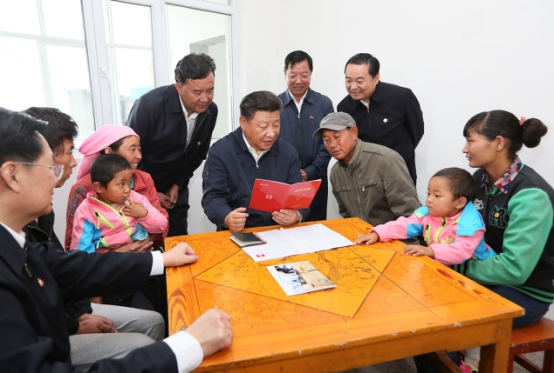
left=166, top=217, right=523, bottom=372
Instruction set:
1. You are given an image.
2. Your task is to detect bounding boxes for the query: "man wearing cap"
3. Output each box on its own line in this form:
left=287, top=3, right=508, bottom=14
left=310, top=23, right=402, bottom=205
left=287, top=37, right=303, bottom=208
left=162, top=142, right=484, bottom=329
left=314, top=112, right=420, bottom=227
left=278, top=50, right=333, bottom=221
left=337, top=53, right=424, bottom=185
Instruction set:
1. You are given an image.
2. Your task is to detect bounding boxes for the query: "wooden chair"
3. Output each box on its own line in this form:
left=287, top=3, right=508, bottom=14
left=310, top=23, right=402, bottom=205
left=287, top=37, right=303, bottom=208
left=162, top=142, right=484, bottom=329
left=433, top=318, right=554, bottom=372
left=509, top=317, right=554, bottom=373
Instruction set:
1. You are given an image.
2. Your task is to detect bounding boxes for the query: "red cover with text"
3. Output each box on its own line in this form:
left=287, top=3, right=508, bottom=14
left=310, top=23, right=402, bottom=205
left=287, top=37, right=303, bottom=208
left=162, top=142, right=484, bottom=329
left=248, top=179, right=322, bottom=212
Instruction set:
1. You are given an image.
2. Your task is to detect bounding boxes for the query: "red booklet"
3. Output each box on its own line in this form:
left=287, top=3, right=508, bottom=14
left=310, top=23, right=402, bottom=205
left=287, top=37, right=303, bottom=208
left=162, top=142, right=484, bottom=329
left=248, top=179, right=322, bottom=212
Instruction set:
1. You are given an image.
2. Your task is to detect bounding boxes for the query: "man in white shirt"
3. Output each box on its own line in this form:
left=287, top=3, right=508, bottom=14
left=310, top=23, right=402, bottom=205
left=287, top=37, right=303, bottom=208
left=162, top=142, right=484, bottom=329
left=0, top=107, right=232, bottom=372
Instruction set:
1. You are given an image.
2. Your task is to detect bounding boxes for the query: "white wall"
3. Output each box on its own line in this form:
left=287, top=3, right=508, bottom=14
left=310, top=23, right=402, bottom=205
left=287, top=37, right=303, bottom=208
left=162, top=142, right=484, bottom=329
left=53, top=0, right=554, bottom=239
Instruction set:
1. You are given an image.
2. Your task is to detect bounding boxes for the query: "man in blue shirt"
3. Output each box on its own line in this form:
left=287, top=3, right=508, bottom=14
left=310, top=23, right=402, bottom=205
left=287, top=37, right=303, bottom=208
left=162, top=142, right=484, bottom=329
left=202, top=91, right=308, bottom=232
left=278, top=51, right=333, bottom=221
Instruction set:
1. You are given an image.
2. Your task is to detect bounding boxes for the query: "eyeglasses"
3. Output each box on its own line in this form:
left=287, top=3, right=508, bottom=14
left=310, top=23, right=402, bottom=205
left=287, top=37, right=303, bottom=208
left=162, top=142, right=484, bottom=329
left=15, top=162, right=64, bottom=181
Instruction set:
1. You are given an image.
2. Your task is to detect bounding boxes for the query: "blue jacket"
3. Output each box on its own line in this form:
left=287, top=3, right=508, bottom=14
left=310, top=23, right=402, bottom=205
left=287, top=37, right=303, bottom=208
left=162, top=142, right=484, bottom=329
left=202, top=128, right=307, bottom=230
left=278, top=88, right=333, bottom=180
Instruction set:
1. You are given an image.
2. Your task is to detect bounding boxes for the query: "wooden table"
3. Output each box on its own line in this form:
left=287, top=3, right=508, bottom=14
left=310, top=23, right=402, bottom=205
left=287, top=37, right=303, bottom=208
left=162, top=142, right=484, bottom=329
left=166, top=217, right=523, bottom=372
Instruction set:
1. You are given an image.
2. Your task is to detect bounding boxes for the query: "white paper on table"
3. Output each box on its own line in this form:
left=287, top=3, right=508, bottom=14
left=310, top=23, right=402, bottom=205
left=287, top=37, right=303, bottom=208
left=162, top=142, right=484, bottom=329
left=242, top=224, right=354, bottom=262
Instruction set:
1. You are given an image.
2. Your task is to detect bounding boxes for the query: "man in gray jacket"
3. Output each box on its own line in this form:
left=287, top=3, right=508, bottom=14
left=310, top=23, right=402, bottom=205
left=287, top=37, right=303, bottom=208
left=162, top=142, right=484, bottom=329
left=313, top=112, right=420, bottom=227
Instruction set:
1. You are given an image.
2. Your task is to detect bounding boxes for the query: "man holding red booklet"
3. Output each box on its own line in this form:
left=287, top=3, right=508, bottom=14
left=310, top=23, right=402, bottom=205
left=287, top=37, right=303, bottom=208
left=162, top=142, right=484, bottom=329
left=202, top=91, right=309, bottom=232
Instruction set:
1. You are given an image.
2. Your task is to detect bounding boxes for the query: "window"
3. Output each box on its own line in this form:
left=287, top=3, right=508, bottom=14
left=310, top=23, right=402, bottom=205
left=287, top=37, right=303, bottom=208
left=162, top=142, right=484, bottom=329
left=0, top=0, right=94, bottom=137
left=0, top=0, right=237, bottom=141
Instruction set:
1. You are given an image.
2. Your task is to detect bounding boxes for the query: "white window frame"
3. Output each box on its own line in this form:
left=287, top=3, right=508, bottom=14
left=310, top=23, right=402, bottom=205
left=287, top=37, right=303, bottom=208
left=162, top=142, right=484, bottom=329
left=81, top=0, right=238, bottom=131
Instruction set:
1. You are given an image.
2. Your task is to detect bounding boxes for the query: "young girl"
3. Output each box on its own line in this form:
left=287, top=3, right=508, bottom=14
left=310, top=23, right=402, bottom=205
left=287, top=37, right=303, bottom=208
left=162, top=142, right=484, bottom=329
left=357, top=167, right=496, bottom=265
left=71, top=154, right=168, bottom=253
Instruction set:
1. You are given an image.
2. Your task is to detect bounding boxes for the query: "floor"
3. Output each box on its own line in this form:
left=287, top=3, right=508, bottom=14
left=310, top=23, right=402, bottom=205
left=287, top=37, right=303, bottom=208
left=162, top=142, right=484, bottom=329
left=339, top=309, right=554, bottom=372
left=339, top=351, right=544, bottom=372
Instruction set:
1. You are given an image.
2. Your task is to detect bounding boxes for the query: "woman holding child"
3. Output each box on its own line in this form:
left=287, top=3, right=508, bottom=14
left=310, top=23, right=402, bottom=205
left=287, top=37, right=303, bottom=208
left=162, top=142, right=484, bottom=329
left=66, top=125, right=170, bottom=319
left=460, top=110, right=554, bottom=327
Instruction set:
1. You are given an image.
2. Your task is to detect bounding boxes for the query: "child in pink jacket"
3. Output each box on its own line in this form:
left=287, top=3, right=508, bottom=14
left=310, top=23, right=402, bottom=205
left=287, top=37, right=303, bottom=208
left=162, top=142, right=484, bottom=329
left=357, top=167, right=496, bottom=265
left=71, top=154, right=168, bottom=253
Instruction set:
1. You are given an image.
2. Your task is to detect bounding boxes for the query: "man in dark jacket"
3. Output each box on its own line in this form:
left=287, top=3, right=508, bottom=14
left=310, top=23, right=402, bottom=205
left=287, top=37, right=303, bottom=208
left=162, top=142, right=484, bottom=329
left=337, top=53, right=424, bottom=185
left=23, top=107, right=165, bottom=370
left=0, top=107, right=232, bottom=372
left=278, top=50, right=333, bottom=221
left=127, top=53, right=218, bottom=236
left=202, top=91, right=308, bottom=232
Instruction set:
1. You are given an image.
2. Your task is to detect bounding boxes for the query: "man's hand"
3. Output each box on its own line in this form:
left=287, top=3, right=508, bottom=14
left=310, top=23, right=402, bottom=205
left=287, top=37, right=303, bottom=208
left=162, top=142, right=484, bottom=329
left=272, top=209, right=301, bottom=226
left=165, top=184, right=180, bottom=210
left=300, top=169, right=308, bottom=181
left=224, top=208, right=248, bottom=232
left=123, top=199, right=148, bottom=218
left=356, top=232, right=379, bottom=245
left=162, top=242, right=198, bottom=267
left=186, top=308, right=233, bottom=357
left=404, top=244, right=434, bottom=258
left=76, top=313, right=118, bottom=334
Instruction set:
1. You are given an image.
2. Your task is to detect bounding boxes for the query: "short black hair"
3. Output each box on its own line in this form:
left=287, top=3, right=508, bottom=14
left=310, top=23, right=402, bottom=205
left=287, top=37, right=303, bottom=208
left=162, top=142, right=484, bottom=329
left=23, top=107, right=78, bottom=156
left=344, top=53, right=380, bottom=78
left=0, top=107, right=48, bottom=166
left=90, top=154, right=132, bottom=188
left=239, top=91, right=282, bottom=121
left=284, top=50, right=313, bottom=71
left=174, top=53, right=216, bottom=84
left=432, top=167, right=476, bottom=202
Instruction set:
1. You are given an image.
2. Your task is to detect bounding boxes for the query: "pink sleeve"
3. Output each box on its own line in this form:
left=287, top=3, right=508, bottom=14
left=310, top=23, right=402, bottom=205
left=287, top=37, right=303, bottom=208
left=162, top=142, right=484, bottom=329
left=372, top=214, right=423, bottom=242
left=431, top=228, right=486, bottom=266
left=132, top=192, right=168, bottom=234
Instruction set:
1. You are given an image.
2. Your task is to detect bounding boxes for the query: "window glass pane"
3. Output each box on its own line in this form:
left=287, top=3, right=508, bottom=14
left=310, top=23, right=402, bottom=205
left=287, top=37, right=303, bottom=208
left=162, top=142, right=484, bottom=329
left=46, top=45, right=94, bottom=139
left=104, top=0, right=154, bottom=124
left=166, top=5, right=233, bottom=138
left=113, top=48, right=155, bottom=123
left=204, top=0, right=230, bottom=5
left=0, top=37, right=44, bottom=110
left=106, top=0, right=152, bottom=47
left=42, top=0, right=84, bottom=39
left=0, top=0, right=40, bottom=35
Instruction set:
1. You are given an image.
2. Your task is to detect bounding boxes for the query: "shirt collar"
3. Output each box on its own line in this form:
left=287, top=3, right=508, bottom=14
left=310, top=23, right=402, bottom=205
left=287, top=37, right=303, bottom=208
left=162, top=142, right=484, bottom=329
left=179, top=98, right=199, bottom=121
left=0, top=222, right=26, bottom=249
left=481, top=156, right=523, bottom=194
left=242, top=131, right=269, bottom=158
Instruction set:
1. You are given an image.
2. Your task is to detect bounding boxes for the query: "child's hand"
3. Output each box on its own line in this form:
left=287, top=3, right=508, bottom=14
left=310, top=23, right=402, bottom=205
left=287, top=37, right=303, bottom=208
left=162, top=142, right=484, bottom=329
left=123, top=199, right=147, bottom=218
left=162, top=242, right=198, bottom=267
left=404, top=245, right=434, bottom=258
left=357, top=232, right=379, bottom=245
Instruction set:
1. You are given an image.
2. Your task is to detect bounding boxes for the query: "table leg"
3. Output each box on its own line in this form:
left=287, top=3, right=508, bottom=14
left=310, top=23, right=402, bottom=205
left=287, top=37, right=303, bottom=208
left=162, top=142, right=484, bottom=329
left=478, top=319, right=512, bottom=372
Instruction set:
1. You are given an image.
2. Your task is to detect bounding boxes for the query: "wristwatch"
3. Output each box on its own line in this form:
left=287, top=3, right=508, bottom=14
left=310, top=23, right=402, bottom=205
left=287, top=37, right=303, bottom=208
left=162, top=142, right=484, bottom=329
left=297, top=213, right=303, bottom=223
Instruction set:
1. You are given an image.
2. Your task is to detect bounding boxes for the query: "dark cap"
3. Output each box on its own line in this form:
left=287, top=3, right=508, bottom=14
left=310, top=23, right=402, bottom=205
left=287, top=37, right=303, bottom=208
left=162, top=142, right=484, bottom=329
left=312, top=112, right=356, bottom=137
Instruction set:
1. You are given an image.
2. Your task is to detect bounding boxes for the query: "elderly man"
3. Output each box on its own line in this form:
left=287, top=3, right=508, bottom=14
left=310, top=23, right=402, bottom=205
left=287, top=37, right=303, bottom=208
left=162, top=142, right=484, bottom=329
left=278, top=50, right=333, bottom=221
left=313, top=112, right=420, bottom=227
left=337, top=53, right=424, bottom=184
left=202, top=91, right=307, bottom=232
left=0, top=107, right=232, bottom=371
left=127, top=53, right=218, bottom=236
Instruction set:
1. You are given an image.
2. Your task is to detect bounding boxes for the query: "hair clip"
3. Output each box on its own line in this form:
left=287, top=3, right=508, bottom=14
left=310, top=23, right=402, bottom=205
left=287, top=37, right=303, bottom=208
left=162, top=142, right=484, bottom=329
left=519, top=116, right=527, bottom=126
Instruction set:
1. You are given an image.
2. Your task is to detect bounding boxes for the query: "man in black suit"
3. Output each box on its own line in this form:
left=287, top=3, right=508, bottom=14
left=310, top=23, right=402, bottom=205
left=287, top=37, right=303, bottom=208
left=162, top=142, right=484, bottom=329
left=127, top=53, right=218, bottom=236
left=0, top=107, right=232, bottom=371
left=337, top=53, right=424, bottom=185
